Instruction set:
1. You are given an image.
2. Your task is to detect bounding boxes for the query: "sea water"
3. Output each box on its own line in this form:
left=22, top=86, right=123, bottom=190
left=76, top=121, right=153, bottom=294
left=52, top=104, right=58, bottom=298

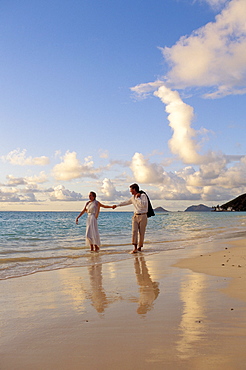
left=1, top=211, right=246, bottom=280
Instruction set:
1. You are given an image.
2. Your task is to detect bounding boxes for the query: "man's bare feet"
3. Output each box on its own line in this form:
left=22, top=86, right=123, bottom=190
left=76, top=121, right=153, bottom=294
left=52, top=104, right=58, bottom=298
left=129, top=244, right=138, bottom=254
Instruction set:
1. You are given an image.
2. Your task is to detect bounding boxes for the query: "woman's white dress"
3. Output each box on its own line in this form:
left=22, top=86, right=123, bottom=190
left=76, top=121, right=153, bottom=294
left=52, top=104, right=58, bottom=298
left=86, top=200, right=101, bottom=246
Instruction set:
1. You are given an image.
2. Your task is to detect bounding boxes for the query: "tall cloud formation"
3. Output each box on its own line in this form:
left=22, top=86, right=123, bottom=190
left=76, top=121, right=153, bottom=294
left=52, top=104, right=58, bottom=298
left=130, top=0, right=246, bottom=202
left=131, top=1, right=246, bottom=169
left=154, top=86, right=202, bottom=164
left=130, top=76, right=246, bottom=200
left=132, top=83, right=211, bottom=165
left=163, top=0, right=246, bottom=97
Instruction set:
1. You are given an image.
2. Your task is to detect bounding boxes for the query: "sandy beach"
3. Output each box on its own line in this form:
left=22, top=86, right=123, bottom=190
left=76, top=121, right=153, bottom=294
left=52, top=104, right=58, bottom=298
left=174, top=238, right=246, bottom=303
left=1, top=238, right=246, bottom=370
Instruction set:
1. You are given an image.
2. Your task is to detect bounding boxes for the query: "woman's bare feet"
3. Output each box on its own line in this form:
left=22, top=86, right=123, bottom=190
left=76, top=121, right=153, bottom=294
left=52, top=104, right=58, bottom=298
left=94, top=245, right=100, bottom=252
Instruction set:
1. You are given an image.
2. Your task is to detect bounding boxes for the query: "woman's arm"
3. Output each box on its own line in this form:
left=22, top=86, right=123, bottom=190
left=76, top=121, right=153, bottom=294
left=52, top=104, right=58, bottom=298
left=95, top=202, right=100, bottom=219
left=96, top=202, right=113, bottom=219
left=76, top=202, right=89, bottom=224
left=99, top=202, right=114, bottom=209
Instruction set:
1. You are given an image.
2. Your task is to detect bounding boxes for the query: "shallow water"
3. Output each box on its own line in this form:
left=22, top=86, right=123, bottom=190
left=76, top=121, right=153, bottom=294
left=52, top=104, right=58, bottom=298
left=1, top=211, right=246, bottom=279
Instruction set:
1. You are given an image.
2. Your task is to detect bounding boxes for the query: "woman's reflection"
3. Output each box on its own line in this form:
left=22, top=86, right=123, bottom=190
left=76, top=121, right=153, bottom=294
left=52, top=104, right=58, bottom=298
left=134, top=256, right=160, bottom=314
left=87, top=254, right=108, bottom=313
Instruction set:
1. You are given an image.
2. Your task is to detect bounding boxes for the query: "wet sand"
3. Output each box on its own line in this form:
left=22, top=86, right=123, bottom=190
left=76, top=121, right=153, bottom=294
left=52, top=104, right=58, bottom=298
left=1, top=239, right=246, bottom=369
left=174, top=238, right=246, bottom=303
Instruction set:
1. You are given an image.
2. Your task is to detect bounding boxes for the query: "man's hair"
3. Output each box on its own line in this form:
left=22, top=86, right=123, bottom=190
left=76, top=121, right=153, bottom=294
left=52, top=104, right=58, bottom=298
left=90, top=191, right=97, bottom=199
left=130, top=183, right=139, bottom=192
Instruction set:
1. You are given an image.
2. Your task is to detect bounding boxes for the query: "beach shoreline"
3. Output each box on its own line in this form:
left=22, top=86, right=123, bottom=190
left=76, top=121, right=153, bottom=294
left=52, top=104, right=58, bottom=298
left=1, top=237, right=246, bottom=369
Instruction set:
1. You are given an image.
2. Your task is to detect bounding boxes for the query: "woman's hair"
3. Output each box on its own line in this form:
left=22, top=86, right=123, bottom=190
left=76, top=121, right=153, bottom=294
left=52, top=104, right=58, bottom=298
left=130, top=183, right=139, bottom=192
left=90, top=191, right=97, bottom=199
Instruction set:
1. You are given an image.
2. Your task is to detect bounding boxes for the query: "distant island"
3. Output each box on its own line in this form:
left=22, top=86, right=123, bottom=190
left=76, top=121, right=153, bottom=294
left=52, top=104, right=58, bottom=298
left=185, top=204, right=212, bottom=212
left=154, top=206, right=169, bottom=213
left=153, top=193, right=246, bottom=212
left=214, top=193, right=246, bottom=212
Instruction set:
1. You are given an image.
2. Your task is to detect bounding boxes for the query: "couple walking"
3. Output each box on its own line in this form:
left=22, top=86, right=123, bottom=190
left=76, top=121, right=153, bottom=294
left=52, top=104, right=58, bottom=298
left=76, top=183, right=154, bottom=254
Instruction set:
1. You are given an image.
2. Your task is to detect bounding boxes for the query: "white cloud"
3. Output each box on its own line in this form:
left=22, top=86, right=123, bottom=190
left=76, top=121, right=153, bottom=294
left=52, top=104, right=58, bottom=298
left=210, top=157, right=246, bottom=188
left=130, top=152, right=164, bottom=183
left=131, top=0, right=246, bottom=172
left=124, top=150, right=246, bottom=202
left=154, top=86, right=203, bottom=164
left=131, top=80, right=165, bottom=99
left=132, top=81, right=242, bottom=170
left=0, top=172, right=49, bottom=202
left=200, top=186, right=233, bottom=201
left=99, top=150, right=109, bottom=159
left=6, top=172, right=48, bottom=186
left=132, top=83, right=224, bottom=165
left=162, top=0, right=246, bottom=97
left=2, top=151, right=245, bottom=204
left=5, top=176, right=26, bottom=186
left=52, top=151, right=99, bottom=181
left=100, top=178, right=123, bottom=201
left=179, top=156, right=246, bottom=199
left=0, top=188, right=37, bottom=202
left=199, top=157, right=227, bottom=179
left=1, top=149, right=49, bottom=166
left=201, top=0, right=229, bottom=10
left=49, top=185, right=83, bottom=201
left=241, top=156, right=246, bottom=165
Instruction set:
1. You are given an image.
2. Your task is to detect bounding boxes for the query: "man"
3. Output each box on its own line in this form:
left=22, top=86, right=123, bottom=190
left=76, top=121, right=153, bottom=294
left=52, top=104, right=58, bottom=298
left=113, top=183, right=154, bottom=253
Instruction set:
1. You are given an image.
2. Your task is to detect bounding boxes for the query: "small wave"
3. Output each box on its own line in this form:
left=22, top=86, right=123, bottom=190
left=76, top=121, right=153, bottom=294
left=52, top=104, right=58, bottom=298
left=67, top=245, right=101, bottom=250
left=0, top=253, right=88, bottom=264
left=1, top=245, right=84, bottom=255
left=67, top=242, right=132, bottom=250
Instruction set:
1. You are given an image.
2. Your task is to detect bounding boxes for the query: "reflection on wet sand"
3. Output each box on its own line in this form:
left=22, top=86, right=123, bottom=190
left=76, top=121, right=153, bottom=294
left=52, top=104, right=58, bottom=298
left=176, top=272, right=207, bottom=359
left=86, top=254, right=121, bottom=313
left=134, top=256, right=160, bottom=315
left=88, top=255, right=108, bottom=313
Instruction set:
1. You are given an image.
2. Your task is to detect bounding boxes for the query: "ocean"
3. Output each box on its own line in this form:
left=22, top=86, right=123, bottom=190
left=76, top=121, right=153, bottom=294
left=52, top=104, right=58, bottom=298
left=1, top=211, right=246, bottom=280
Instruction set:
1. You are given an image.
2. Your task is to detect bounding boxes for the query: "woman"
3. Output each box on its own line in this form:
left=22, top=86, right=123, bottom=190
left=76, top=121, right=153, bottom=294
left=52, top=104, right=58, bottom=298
left=76, top=191, right=113, bottom=252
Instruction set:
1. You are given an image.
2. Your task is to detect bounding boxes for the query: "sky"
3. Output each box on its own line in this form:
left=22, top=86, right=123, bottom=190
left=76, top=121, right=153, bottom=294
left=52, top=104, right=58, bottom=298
left=0, top=0, right=246, bottom=211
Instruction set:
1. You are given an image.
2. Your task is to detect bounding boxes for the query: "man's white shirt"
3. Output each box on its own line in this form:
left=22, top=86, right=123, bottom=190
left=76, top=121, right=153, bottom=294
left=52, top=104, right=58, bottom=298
left=117, top=193, right=148, bottom=214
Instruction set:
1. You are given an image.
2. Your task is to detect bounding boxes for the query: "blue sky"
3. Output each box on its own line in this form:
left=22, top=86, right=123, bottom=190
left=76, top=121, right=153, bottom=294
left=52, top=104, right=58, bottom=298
left=1, top=0, right=246, bottom=211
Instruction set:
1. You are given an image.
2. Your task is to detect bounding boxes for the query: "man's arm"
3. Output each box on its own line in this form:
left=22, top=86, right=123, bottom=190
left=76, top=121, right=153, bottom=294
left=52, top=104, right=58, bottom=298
left=113, top=198, right=132, bottom=209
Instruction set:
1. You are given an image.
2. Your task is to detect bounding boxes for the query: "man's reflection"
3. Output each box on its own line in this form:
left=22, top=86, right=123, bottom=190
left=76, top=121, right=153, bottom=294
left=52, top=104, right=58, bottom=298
left=134, top=256, right=160, bottom=314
